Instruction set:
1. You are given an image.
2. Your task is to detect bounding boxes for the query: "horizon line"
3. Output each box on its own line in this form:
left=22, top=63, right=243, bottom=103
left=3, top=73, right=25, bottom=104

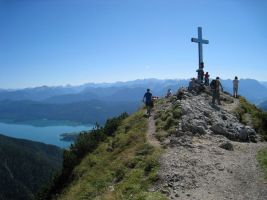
left=1, top=77, right=266, bottom=90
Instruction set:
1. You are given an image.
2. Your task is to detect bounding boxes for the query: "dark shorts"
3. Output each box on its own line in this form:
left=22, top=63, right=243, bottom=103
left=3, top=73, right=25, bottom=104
left=146, top=101, right=153, bottom=107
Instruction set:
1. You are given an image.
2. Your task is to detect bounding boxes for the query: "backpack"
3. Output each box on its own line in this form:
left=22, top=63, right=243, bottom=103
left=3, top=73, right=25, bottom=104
left=210, top=79, right=216, bottom=89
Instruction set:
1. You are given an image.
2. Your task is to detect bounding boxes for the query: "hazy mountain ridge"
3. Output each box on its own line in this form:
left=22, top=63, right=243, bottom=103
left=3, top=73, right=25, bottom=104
left=0, top=86, right=81, bottom=101
left=0, top=79, right=266, bottom=104
left=0, top=134, right=62, bottom=200
left=0, top=79, right=266, bottom=125
left=0, top=79, right=187, bottom=124
left=260, top=81, right=267, bottom=89
left=221, top=79, right=267, bottom=104
left=0, top=79, right=188, bottom=103
left=259, top=100, right=267, bottom=111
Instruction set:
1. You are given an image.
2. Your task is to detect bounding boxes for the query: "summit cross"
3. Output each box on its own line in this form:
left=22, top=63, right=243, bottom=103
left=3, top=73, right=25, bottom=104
left=191, top=27, right=209, bottom=67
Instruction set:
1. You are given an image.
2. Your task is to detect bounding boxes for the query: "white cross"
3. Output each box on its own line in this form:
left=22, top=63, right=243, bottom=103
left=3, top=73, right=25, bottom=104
left=191, top=27, right=209, bottom=67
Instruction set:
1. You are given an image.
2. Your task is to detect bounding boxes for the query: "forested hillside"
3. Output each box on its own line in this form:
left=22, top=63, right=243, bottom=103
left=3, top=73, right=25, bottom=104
left=0, top=134, right=63, bottom=200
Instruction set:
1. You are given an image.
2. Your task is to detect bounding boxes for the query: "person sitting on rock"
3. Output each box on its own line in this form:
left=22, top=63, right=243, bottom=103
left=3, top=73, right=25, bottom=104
left=177, top=87, right=186, bottom=100
left=210, top=77, right=223, bottom=105
left=188, top=78, right=196, bottom=92
left=165, top=88, right=172, bottom=98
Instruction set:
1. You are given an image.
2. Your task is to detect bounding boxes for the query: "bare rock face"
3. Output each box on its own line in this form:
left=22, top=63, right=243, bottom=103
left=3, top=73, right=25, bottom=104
left=178, top=91, right=256, bottom=142
left=211, top=123, right=229, bottom=136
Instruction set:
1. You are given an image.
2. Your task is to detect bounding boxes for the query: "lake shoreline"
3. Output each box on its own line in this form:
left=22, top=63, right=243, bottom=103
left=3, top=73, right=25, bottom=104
left=0, top=121, right=93, bottom=148
left=0, top=119, right=91, bottom=127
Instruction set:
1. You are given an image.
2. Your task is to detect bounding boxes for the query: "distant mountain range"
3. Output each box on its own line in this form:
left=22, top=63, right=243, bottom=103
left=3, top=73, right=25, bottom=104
left=259, top=100, right=267, bottom=111
left=0, top=134, right=62, bottom=200
left=260, top=81, right=267, bottom=89
left=0, top=78, right=266, bottom=124
left=0, top=79, right=189, bottom=102
left=221, top=79, right=267, bottom=104
left=0, top=86, right=81, bottom=102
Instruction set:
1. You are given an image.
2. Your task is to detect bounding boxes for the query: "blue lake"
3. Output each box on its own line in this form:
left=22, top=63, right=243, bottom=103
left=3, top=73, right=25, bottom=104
left=0, top=122, right=93, bottom=148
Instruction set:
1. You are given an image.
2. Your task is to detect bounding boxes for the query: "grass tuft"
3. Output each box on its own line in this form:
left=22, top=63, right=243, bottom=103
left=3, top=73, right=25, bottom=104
left=154, top=98, right=181, bottom=141
left=257, top=148, right=267, bottom=179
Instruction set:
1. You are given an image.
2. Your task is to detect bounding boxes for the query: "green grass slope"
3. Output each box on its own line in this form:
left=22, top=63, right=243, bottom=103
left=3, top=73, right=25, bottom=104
left=41, top=110, right=166, bottom=200
left=234, top=97, right=267, bottom=140
left=0, top=134, right=62, bottom=200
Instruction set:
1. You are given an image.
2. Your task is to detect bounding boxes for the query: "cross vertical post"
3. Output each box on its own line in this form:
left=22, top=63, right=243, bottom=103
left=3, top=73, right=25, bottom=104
left=191, top=27, right=209, bottom=68
left=198, top=27, right=203, bottom=65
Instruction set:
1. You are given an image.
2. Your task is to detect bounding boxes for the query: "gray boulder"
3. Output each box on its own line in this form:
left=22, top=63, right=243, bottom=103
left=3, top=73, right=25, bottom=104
left=211, top=123, right=228, bottom=136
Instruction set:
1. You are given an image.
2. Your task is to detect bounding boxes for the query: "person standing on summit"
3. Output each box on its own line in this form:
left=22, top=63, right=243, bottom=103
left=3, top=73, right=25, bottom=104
left=196, top=64, right=204, bottom=83
left=233, top=76, right=239, bottom=98
left=204, top=72, right=210, bottom=86
left=143, top=89, right=153, bottom=116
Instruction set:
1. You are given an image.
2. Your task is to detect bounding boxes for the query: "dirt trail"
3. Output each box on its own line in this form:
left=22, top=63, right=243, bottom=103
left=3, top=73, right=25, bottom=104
left=156, top=135, right=267, bottom=200
left=223, top=97, right=240, bottom=113
left=147, top=112, right=161, bottom=148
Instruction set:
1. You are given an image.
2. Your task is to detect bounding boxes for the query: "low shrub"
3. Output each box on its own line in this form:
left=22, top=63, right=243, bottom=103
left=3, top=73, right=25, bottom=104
left=234, top=97, right=267, bottom=140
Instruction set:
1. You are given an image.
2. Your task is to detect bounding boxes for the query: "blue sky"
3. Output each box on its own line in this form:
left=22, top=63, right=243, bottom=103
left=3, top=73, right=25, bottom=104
left=0, top=0, right=266, bottom=88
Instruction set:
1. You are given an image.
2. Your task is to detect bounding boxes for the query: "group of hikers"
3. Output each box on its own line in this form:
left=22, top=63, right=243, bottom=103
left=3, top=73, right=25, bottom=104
left=193, top=70, right=239, bottom=105
left=143, top=75, right=239, bottom=116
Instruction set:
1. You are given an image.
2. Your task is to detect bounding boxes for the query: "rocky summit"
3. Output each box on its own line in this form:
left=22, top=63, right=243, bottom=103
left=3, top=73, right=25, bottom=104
left=152, top=88, right=267, bottom=200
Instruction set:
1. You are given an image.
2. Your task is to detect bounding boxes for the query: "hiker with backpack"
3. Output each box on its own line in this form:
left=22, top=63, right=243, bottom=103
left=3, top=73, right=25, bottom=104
left=143, top=88, right=153, bottom=116
left=210, top=77, right=223, bottom=105
left=233, top=76, right=239, bottom=98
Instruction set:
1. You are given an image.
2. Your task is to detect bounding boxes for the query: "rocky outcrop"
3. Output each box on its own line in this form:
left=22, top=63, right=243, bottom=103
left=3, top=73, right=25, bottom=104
left=176, top=90, right=257, bottom=142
